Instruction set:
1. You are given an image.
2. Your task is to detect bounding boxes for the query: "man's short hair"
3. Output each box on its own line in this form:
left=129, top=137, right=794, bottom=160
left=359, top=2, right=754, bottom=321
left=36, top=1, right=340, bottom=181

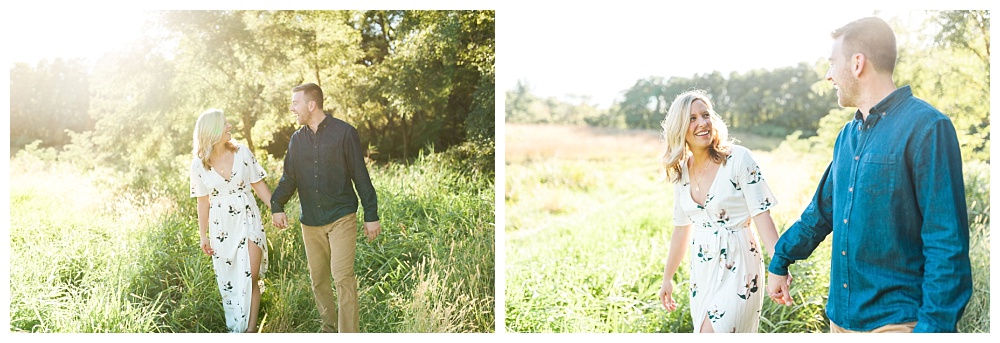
left=293, top=83, right=324, bottom=110
left=832, top=17, right=897, bottom=75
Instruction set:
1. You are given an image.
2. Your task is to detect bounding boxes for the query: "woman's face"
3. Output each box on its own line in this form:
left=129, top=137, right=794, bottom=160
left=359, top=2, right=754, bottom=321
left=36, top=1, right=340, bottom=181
left=685, top=99, right=713, bottom=151
left=218, top=121, right=232, bottom=145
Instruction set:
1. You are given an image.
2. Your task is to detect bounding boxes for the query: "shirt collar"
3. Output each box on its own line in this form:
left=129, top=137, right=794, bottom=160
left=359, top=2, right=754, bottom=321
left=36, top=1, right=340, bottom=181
left=304, top=113, right=333, bottom=133
left=853, top=85, right=912, bottom=129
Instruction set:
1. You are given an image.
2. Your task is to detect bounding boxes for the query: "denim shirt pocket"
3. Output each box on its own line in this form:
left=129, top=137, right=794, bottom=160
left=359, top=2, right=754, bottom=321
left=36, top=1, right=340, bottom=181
left=858, top=153, right=896, bottom=197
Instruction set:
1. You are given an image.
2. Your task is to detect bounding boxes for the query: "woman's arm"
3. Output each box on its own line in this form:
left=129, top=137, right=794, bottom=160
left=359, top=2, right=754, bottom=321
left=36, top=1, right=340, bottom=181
left=196, top=195, right=214, bottom=256
left=658, top=224, right=692, bottom=311
left=251, top=181, right=273, bottom=211
left=752, top=210, right=780, bottom=260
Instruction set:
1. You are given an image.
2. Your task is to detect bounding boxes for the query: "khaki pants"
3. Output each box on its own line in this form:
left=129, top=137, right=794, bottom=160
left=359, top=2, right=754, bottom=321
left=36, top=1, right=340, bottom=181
left=830, top=320, right=917, bottom=333
left=302, top=214, right=359, bottom=333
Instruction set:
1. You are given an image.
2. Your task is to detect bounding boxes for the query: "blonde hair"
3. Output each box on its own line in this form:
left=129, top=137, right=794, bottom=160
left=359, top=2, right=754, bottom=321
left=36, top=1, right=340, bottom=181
left=193, top=109, right=236, bottom=170
left=659, top=90, right=733, bottom=183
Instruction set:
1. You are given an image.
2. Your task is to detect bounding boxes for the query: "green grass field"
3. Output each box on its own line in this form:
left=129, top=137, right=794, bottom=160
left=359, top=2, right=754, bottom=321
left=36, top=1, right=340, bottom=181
left=504, top=124, right=989, bottom=333
left=9, top=147, right=495, bottom=333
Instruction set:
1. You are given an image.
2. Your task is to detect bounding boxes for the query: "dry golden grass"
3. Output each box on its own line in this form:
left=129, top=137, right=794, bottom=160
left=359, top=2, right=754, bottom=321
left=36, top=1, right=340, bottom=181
left=505, top=124, right=664, bottom=162
left=505, top=123, right=823, bottom=229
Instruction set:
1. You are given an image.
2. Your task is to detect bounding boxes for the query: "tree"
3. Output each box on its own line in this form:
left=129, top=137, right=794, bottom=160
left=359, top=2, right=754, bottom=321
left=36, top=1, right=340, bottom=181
left=9, top=58, right=91, bottom=149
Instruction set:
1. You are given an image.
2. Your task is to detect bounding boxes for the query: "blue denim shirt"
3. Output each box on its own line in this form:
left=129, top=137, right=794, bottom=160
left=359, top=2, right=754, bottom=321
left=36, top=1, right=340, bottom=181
left=271, top=114, right=379, bottom=226
left=767, top=86, right=971, bottom=332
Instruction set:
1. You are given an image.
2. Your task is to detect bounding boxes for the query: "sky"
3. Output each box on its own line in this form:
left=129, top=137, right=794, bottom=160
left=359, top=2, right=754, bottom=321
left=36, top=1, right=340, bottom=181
left=4, top=8, right=153, bottom=69
left=497, top=4, right=944, bottom=108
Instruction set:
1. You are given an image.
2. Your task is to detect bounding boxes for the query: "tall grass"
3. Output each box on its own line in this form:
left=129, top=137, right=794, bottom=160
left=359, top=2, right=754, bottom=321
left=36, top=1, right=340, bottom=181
left=9, top=144, right=494, bottom=333
left=504, top=124, right=989, bottom=333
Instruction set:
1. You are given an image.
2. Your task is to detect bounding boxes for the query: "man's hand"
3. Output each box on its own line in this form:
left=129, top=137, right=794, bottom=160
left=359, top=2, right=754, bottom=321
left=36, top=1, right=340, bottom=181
left=272, top=212, right=289, bottom=230
left=363, top=221, right=382, bottom=241
left=768, top=272, right=794, bottom=305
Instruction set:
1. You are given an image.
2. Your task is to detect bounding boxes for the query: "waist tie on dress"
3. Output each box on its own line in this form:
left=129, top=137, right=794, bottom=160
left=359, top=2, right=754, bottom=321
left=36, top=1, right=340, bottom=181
left=716, top=228, right=734, bottom=283
left=714, top=220, right=750, bottom=282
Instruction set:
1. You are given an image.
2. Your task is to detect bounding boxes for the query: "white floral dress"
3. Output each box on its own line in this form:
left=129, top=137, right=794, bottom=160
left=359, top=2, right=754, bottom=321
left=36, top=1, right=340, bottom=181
left=673, top=145, right=777, bottom=333
left=189, top=144, right=269, bottom=333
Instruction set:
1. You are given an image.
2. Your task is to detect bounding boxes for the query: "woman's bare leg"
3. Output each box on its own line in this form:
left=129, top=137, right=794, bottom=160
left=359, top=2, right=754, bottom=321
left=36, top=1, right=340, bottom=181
left=246, top=242, right=262, bottom=333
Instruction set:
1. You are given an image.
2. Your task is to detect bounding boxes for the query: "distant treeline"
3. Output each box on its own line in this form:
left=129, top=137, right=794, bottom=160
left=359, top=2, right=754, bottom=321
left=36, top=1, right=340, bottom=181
left=505, top=10, right=989, bottom=163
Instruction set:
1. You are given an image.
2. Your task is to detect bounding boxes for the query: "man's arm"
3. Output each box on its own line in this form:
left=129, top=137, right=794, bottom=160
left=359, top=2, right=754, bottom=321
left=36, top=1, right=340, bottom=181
left=271, top=137, right=298, bottom=216
left=768, top=162, right=836, bottom=276
left=911, top=119, right=972, bottom=333
left=344, top=126, right=378, bottom=223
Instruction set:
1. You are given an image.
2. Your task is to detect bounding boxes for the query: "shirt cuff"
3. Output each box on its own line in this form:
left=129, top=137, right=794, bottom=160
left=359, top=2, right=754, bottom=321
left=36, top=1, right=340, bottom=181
left=271, top=201, right=285, bottom=214
left=363, top=210, right=379, bottom=223
left=913, top=321, right=948, bottom=333
left=767, top=255, right=791, bottom=275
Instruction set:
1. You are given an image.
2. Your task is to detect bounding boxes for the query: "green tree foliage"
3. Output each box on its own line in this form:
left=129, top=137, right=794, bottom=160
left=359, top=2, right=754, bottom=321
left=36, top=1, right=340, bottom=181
left=9, top=58, right=91, bottom=149
left=10, top=10, right=494, bottom=172
left=337, top=10, right=495, bottom=162
left=503, top=80, right=604, bottom=126
left=897, top=10, right=989, bottom=162
left=604, top=63, right=837, bottom=137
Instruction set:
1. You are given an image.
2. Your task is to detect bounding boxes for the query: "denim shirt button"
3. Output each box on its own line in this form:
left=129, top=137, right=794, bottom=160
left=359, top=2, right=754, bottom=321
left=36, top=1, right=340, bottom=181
left=843, top=283, right=848, bottom=288
left=843, top=219, right=848, bottom=224
left=854, top=156, right=860, bottom=161
left=849, top=187, right=853, bottom=192
left=842, top=250, right=846, bottom=256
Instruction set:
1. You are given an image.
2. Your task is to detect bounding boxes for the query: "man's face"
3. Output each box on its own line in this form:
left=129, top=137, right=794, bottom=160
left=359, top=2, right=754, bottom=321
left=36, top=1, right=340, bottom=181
left=290, top=91, right=309, bottom=125
left=825, top=36, right=859, bottom=108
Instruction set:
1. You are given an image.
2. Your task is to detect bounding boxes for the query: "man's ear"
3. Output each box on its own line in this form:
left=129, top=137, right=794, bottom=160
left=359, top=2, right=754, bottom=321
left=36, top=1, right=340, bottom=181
left=852, top=53, right=866, bottom=78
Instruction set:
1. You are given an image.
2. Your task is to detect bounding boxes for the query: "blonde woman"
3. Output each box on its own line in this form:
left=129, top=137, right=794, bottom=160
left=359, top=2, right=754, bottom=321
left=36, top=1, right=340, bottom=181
left=655, top=90, right=786, bottom=333
left=190, top=109, right=272, bottom=333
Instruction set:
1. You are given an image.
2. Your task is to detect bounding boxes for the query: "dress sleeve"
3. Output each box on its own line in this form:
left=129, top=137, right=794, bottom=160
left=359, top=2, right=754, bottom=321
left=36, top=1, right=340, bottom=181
left=673, top=168, right=692, bottom=227
left=736, top=148, right=777, bottom=217
left=247, top=146, right=267, bottom=183
left=190, top=158, right=209, bottom=198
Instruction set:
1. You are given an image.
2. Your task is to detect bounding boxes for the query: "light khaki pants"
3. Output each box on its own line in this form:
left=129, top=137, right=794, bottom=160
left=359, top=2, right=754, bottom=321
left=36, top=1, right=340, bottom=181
left=302, top=213, right=359, bottom=333
left=830, top=320, right=917, bottom=333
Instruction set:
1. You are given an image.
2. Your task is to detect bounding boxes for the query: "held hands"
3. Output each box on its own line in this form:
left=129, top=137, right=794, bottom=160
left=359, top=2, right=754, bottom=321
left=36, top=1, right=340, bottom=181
left=200, top=235, right=214, bottom=256
left=658, top=278, right=679, bottom=311
left=272, top=212, right=289, bottom=230
left=363, top=221, right=382, bottom=241
left=767, top=272, right=794, bottom=306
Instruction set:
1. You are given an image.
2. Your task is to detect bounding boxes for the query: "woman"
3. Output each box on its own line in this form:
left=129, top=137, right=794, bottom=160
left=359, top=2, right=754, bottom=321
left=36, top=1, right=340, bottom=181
left=656, top=90, right=785, bottom=333
left=190, top=109, right=271, bottom=333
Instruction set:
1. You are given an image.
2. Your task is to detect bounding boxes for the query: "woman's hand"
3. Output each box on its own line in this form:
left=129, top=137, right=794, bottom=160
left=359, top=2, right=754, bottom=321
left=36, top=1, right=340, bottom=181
left=658, top=278, right=678, bottom=311
left=768, top=272, right=794, bottom=305
left=200, top=235, right=214, bottom=256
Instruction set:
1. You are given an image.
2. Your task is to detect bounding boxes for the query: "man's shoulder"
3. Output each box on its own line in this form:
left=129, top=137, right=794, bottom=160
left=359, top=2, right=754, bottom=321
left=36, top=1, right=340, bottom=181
left=902, top=95, right=948, bottom=121
left=326, top=116, right=357, bottom=131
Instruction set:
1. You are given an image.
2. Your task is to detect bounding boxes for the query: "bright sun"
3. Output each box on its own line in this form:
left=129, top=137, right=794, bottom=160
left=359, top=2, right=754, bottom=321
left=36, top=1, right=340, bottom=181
left=7, top=9, right=151, bottom=67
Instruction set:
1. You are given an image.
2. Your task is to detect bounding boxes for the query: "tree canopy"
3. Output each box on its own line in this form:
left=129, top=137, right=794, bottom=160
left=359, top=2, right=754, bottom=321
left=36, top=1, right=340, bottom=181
left=10, top=10, right=495, bottom=171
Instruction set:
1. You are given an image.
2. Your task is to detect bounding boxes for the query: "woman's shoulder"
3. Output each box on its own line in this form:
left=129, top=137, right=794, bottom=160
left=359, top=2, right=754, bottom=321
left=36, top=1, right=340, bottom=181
left=728, top=144, right=750, bottom=155
left=727, top=144, right=755, bottom=159
left=724, top=144, right=757, bottom=166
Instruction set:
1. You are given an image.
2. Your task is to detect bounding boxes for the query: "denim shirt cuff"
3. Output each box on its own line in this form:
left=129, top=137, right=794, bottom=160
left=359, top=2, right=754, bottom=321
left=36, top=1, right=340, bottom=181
left=913, top=321, right=949, bottom=333
left=767, top=256, right=791, bottom=275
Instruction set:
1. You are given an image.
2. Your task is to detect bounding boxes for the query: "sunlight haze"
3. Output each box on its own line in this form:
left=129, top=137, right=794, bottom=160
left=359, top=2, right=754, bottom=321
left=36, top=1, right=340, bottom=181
left=499, top=6, right=934, bottom=108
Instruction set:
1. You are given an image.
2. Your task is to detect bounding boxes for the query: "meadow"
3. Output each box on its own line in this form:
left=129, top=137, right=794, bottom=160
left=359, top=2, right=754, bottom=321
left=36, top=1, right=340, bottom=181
left=8, top=144, right=495, bottom=333
left=504, top=123, right=990, bottom=333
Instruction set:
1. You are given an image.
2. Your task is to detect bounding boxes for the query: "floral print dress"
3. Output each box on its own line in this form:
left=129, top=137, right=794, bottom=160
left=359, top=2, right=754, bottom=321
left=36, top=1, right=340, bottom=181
left=189, top=144, right=269, bottom=333
left=673, top=145, right=777, bottom=333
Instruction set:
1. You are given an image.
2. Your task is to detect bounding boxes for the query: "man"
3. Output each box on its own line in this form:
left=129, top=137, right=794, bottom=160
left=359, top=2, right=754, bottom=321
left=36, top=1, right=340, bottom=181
left=766, top=17, right=972, bottom=333
left=271, top=82, right=382, bottom=333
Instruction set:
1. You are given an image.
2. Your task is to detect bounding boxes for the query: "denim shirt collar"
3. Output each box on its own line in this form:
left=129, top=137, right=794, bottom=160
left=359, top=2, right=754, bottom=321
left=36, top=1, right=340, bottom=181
left=853, top=85, right=912, bottom=130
